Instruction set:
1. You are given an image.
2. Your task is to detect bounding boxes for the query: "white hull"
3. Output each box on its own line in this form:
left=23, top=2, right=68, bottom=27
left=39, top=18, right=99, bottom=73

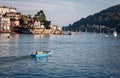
left=113, top=31, right=117, bottom=37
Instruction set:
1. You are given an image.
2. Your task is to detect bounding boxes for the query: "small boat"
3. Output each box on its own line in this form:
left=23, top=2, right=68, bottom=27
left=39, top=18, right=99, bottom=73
left=31, top=50, right=52, bottom=58
left=113, top=31, right=117, bottom=37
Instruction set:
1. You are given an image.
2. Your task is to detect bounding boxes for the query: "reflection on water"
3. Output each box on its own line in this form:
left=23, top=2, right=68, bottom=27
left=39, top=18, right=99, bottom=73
left=33, top=56, right=51, bottom=63
left=0, top=33, right=120, bottom=78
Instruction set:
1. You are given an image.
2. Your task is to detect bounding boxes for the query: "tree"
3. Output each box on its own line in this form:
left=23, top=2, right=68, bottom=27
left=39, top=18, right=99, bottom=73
left=28, top=14, right=33, bottom=19
left=19, top=15, right=29, bottom=26
left=34, top=10, right=46, bottom=22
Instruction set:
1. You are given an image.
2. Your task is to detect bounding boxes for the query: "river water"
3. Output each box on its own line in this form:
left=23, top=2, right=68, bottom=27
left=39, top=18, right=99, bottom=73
left=0, top=33, right=120, bottom=78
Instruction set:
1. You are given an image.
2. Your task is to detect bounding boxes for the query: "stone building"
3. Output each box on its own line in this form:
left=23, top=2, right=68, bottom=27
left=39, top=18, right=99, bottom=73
left=5, top=12, right=20, bottom=18
left=10, top=17, right=19, bottom=27
left=0, top=6, right=19, bottom=32
left=0, top=15, right=10, bottom=32
left=5, top=12, right=20, bottom=27
left=0, top=6, right=17, bottom=15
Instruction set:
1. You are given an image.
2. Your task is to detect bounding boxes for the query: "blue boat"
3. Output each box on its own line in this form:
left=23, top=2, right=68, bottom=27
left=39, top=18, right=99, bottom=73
left=31, top=50, right=52, bottom=58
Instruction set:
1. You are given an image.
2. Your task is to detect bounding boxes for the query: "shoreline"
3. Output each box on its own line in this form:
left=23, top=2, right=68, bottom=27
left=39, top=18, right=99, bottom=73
left=0, top=29, right=63, bottom=35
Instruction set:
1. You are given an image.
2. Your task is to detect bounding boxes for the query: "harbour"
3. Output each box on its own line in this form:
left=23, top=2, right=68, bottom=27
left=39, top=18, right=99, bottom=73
left=0, top=33, right=120, bottom=78
left=0, top=1, right=120, bottom=78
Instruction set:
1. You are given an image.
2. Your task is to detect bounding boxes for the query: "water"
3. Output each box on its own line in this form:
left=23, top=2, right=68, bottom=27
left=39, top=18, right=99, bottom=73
left=0, top=33, right=120, bottom=78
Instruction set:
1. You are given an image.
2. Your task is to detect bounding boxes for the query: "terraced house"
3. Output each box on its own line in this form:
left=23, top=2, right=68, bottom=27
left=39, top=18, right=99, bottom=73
left=0, top=6, right=20, bottom=32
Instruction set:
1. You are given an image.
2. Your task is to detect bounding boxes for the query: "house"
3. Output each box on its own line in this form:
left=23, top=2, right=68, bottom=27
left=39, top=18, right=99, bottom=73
left=5, top=12, right=20, bottom=18
left=0, top=15, right=10, bottom=32
left=0, top=6, right=9, bottom=15
left=34, top=21, right=41, bottom=28
left=9, top=7, right=17, bottom=13
left=0, top=6, right=19, bottom=32
left=44, top=21, right=51, bottom=29
left=5, top=12, right=20, bottom=27
left=0, top=6, right=17, bottom=15
left=10, top=17, right=19, bottom=27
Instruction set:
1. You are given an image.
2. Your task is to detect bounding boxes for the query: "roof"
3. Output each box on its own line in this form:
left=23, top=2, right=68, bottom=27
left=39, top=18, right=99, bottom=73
left=0, top=6, right=16, bottom=10
left=44, top=21, right=51, bottom=26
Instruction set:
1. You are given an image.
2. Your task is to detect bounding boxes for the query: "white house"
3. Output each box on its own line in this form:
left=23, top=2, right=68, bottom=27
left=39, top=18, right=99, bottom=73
left=0, top=6, right=17, bottom=15
left=0, top=16, right=10, bottom=32
left=9, top=7, right=17, bottom=13
left=40, top=24, right=44, bottom=28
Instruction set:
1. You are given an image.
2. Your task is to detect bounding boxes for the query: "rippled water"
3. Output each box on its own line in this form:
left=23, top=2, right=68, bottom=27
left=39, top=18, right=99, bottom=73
left=0, top=33, right=120, bottom=78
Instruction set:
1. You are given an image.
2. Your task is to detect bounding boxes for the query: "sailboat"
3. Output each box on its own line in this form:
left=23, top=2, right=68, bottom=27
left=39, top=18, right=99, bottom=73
left=113, top=31, right=117, bottom=37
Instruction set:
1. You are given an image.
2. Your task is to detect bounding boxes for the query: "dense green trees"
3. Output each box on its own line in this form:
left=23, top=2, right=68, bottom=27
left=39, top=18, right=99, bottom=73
left=19, top=10, right=46, bottom=26
left=34, top=10, right=46, bottom=22
left=19, top=15, right=29, bottom=25
left=62, top=4, right=120, bottom=33
left=14, top=10, right=53, bottom=33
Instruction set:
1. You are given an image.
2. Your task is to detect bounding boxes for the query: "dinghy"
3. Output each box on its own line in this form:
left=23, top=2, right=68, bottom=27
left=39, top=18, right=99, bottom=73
left=31, top=51, right=52, bottom=58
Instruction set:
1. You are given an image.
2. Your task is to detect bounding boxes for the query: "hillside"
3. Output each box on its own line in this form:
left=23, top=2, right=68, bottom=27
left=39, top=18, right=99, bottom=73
left=62, top=4, right=120, bottom=33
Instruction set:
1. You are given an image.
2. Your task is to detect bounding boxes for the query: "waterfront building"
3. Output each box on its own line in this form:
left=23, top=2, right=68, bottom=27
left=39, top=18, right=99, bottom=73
left=9, top=7, right=17, bottom=13
left=34, top=21, right=41, bottom=28
left=5, top=12, right=20, bottom=27
left=33, top=21, right=45, bottom=29
left=0, top=15, right=10, bottom=32
left=0, top=6, right=9, bottom=15
left=0, top=6, right=19, bottom=32
left=10, top=17, right=19, bottom=27
left=49, top=22, right=54, bottom=29
left=5, top=12, right=20, bottom=18
left=0, top=6, right=17, bottom=15
left=40, top=25, right=44, bottom=28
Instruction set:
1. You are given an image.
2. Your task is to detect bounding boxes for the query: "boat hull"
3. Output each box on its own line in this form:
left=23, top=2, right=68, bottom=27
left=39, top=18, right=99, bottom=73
left=31, top=51, right=51, bottom=58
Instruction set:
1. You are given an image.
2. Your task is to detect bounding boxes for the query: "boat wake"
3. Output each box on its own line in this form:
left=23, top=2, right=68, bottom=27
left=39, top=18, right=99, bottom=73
left=0, top=55, right=32, bottom=64
left=0, top=54, right=52, bottom=64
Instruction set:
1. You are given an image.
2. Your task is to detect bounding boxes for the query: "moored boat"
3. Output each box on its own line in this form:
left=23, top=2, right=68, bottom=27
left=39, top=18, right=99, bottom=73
left=113, top=31, right=117, bottom=37
left=31, top=50, right=52, bottom=58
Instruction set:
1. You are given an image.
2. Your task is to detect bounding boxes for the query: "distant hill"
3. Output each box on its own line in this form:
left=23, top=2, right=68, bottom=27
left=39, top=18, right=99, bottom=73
left=62, top=4, right=120, bottom=33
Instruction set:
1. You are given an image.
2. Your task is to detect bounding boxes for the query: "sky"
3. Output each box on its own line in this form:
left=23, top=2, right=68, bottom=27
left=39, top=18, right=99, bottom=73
left=0, top=0, right=120, bottom=26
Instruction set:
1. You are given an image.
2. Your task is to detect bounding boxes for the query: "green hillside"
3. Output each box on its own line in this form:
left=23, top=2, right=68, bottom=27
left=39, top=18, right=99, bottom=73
left=62, top=4, right=120, bottom=33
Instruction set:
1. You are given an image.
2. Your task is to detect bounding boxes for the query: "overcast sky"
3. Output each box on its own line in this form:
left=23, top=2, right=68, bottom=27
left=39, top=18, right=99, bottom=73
left=0, top=0, right=120, bottom=26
